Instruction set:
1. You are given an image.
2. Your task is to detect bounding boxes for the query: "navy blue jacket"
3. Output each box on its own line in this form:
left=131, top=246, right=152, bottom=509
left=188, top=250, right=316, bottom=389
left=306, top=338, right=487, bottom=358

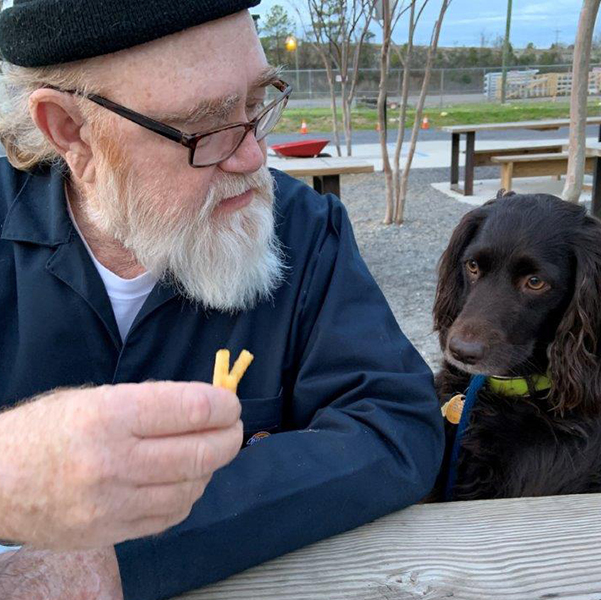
left=0, top=159, right=444, bottom=600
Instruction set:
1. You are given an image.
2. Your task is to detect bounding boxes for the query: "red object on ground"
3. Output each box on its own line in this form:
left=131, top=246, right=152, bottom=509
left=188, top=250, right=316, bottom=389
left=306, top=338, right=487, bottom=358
left=272, top=140, right=330, bottom=158
left=271, top=139, right=329, bottom=158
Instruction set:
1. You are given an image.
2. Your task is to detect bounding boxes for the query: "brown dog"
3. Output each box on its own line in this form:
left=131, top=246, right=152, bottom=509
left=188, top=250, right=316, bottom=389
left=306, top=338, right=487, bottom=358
left=433, top=191, right=601, bottom=500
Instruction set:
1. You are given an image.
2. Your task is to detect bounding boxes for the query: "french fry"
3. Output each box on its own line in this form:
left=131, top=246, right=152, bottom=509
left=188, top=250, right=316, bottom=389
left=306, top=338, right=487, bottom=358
left=223, top=374, right=238, bottom=394
left=212, top=349, right=230, bottom=388
left=230, top=350, right=254, bottom=385
left=212, top=349, right=254, bottom=394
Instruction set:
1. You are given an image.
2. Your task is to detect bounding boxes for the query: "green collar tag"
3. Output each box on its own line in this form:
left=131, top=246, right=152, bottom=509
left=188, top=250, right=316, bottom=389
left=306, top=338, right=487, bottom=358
left=487, top=374, right=552, bottom=397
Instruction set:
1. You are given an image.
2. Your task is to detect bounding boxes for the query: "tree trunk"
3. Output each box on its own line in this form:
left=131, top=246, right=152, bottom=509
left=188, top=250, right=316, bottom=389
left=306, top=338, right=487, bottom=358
left=396, top=0, right=449, bottom=225
left=563, top=0, right=601, bottom=203
left=392, top=1, right=416, bottom=223
left=377, top=4, right=393, bottom=224
left=341, top=80, right=353, bottom=156
left=324, top=63, right=343, bottom=157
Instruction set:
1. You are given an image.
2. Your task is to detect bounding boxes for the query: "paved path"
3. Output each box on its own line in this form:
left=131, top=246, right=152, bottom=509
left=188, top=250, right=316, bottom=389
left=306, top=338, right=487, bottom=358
left=269, top=124, right=601, bottom=144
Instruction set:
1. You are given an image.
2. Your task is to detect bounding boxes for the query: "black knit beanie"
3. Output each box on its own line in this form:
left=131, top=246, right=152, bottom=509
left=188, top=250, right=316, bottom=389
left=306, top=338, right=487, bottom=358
left=0, top=0, right=261, bottom=67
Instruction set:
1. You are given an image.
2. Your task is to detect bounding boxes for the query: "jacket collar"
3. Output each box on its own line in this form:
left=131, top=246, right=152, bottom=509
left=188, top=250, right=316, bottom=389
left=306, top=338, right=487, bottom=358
left=0, top=164, right=179, bottom=347
left=1, top=165, right=73, bottom=246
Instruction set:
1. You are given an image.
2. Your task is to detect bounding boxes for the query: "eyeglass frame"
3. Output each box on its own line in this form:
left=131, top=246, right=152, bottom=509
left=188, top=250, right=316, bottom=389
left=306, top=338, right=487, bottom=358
left=45, top=79, right=292, bottom=168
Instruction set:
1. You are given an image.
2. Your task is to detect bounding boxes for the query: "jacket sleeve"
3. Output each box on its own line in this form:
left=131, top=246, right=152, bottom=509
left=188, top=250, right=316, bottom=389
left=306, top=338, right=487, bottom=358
left=115, top=196, right=444, bottom=600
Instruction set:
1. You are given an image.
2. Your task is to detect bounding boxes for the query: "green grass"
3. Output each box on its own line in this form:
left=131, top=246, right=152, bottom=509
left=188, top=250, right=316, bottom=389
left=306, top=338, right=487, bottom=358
left=274, top=101, right=601, bottom=133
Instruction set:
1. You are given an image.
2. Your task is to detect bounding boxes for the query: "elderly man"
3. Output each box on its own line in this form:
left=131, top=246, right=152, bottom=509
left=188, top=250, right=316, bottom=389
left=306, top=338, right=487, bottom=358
left=0, top=1, right=443, bottom=599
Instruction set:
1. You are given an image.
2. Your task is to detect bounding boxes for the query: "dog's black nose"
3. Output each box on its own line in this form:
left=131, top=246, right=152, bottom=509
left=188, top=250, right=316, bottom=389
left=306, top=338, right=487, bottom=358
left=448, top=336, right=485, bottom=365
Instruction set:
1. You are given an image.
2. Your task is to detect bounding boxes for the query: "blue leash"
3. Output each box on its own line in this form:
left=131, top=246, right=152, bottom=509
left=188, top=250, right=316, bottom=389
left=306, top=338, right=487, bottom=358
left=444, top=374, right=487, bottom=502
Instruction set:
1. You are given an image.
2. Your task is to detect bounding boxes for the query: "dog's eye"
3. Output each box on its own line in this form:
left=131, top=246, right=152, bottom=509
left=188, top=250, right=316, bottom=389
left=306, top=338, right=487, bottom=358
left=526, top=276, right=546, bottom=291
left=465, top=259, right=479, bottom=276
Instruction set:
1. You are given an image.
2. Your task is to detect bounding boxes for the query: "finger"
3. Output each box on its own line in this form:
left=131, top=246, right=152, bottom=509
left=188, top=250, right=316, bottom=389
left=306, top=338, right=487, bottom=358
left=124, top=479, right=210, bottom=522
left=112, top=481, right=210, bottom=542
left=125, top=421, right=243, bottom=484
left=114, top=477, right=211, bottom=522
left=116, top=381, right=241, bottom=437
left=123, top=511, right=199, bottom=541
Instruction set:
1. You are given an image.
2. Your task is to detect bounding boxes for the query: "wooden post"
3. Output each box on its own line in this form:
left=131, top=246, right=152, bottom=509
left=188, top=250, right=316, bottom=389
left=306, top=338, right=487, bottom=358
left=501, top=162, right=514, bottom=192
left=313, top=175, right=341, bottom=198
left=592, top=157, right=601, bottom=217
left=450, top=132, right=460, bottom=188
left=465, top=131, right=476, bottom=196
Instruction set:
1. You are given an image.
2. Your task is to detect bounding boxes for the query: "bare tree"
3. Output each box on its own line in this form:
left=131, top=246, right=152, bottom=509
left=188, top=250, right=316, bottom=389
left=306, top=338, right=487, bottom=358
left=377, top=0, right=449, bottom=225
left=297, top=2, right=343, bottom=156
left=376, top=0, right=422, bottom=223
left=563, top=0, right=601, bottom=203
left=304, top=0, right=376, bottom=156
left=500, top=0, right=513, bottom=104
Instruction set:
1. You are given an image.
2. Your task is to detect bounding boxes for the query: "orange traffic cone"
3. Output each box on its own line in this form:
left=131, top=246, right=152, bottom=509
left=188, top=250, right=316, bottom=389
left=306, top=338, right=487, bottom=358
left=300, top=120, right=308, bottom=134
left=421, top=116, right=430, bottom=130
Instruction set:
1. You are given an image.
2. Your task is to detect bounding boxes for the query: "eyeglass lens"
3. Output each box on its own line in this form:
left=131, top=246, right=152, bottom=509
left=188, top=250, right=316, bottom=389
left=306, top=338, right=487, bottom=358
left=192, top=96, right=287, bottom=167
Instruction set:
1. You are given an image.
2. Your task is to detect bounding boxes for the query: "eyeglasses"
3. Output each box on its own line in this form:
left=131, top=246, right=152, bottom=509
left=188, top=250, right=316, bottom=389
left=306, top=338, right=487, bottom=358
left=47, top=79, right=292, bottom=168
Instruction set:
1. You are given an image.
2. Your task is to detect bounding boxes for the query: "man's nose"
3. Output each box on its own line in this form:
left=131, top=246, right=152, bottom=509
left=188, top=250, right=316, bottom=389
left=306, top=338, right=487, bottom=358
left=448, top=336, right=486, bottom=365
left=218, top=130, right=265, bottom=174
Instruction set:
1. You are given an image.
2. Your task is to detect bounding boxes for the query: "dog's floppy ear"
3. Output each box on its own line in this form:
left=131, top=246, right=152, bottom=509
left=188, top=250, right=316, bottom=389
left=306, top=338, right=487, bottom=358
left=433, top=207, right=487, bottom=348
left=548, top=214, right=601, bottom=416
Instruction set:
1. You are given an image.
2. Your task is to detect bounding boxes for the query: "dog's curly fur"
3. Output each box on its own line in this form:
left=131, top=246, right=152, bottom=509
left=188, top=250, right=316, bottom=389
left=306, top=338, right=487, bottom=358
left=433, top=192, right=601, bottom=500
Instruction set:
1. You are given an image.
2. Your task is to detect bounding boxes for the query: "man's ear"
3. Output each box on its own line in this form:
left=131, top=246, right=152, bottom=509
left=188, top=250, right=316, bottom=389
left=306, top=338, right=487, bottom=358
left=28, top=88, right=96, bottom=183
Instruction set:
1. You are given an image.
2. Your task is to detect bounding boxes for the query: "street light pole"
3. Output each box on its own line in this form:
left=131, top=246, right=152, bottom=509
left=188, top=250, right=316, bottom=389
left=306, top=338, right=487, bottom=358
left=286, top=35, right=300, bottom=93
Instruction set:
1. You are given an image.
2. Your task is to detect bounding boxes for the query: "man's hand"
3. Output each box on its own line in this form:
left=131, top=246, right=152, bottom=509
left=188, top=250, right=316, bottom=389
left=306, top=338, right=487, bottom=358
left=0, top=381, right=243, bottom=550
left=0, top=546, right=122, bottom=600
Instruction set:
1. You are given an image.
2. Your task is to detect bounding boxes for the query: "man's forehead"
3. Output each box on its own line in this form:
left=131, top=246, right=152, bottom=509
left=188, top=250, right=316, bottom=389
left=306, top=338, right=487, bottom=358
left=149, top=65, right=281, bottom=124
left=95, top=12, right=271, bottom=121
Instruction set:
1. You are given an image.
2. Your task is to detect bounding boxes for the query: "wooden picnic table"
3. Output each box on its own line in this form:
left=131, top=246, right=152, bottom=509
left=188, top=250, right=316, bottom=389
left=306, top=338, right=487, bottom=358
left=581, top=142, right=601, bottom=218
left=558, top=141, right=601, bottom=218
left=268, top=156, right=374, bottom=199
left=442, top=117, right=601, bottom=196
left=173, top=494, right=601, bottom=599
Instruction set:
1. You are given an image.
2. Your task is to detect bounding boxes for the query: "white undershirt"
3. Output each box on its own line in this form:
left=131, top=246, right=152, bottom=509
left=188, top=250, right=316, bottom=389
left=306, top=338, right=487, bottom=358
left=67, top=203, right=157, bottom=342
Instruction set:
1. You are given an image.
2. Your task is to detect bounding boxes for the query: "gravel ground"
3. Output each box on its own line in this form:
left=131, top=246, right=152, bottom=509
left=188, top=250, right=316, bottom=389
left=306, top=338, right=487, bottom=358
left=332, top=166, right=499, bottom=369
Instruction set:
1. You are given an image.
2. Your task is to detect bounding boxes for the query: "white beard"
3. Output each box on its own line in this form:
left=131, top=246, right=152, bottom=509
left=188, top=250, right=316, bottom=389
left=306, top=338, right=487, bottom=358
left=85, top=163, right=286, bottom=313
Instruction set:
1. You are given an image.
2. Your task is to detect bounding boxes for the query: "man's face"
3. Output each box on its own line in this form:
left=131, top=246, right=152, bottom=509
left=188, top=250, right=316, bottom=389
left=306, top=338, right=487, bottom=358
left=81, top=11, right=285, bottom=311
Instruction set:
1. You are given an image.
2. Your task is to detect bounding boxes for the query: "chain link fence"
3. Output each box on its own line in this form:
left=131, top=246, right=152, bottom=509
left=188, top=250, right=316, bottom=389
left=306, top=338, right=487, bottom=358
left=271, top=63, right=601, bottom=107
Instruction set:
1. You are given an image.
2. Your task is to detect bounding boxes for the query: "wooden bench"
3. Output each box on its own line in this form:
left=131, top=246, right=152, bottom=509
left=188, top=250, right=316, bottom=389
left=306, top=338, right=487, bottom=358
left=468, top=143, right=564, bottom=167
left=491, top=151, right=596, bottom=191
left=176, top=494, right=601, bottom=599
left=443, top=117, right=601, bottom=195
left=268, top=157, right=374, bottom=199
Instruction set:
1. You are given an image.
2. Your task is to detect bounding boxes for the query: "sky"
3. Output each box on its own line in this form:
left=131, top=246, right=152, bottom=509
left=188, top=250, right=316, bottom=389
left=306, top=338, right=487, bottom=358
left=252, top=0, right=599, bottom=49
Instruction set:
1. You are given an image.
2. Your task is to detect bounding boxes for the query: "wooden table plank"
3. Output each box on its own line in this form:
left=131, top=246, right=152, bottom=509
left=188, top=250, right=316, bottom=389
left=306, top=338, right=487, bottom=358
left=491, top=152, right=575, bottom=162
left=443, top=116, right=601, bottom=134
left=268, top=157, right=374, bottom=177
left=582, top=142, right=601, bottom=156
left=174, top=494, right=601, bottom=600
